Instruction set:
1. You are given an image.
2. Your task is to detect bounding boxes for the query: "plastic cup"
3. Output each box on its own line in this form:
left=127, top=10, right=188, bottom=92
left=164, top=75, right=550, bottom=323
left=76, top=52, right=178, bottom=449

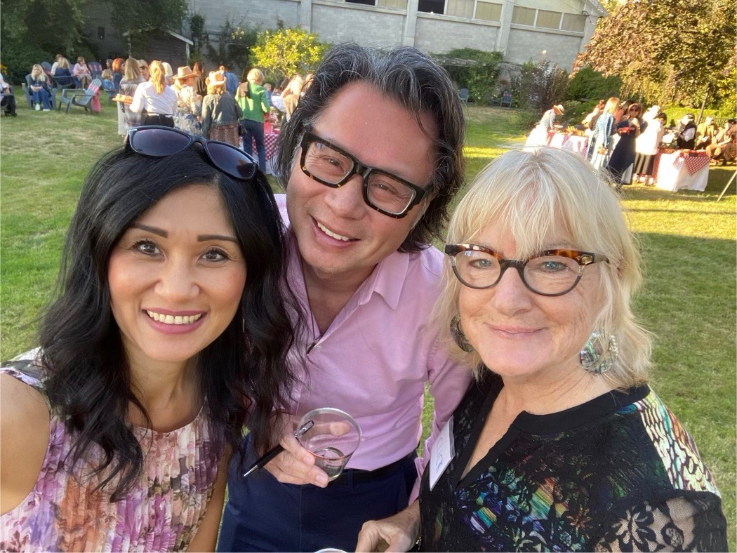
left=297, top=408, right=361, bottom=481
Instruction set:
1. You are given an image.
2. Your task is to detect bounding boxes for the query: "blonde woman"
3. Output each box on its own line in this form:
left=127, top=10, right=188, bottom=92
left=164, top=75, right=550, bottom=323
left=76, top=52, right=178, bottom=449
left=72, top=56, right=91, bottom=89
left=236, top=68, right=269, bottom=171
left=588, top=96, right=619, bottom=169
left=52, top=57, right=74, bottom=88
left=117, top=58, right=145, bottom=135
left=172, top=66, right=202, bottom=136
left=282, top=74, right=304, bottom=120
left=130, top=60, right=177, bottom=127
left=161, top=62, right=175, bottom=85
left=29, top=64, right=52, bottom=111
left=358, top=147, right=727, bottom=552
left=201, top=71, right=242, bottom=146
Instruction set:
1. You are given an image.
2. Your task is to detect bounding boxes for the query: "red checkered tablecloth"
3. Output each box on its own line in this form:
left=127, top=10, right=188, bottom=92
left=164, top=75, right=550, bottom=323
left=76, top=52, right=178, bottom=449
left=245, top=132, right=279, bottom=160
left=683, top=153, right=710, bottom=175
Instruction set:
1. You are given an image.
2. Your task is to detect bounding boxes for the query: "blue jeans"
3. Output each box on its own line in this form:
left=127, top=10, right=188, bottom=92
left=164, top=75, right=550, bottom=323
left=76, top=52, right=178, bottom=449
left=32, top=88, right=51, bottom=109
left=217, top=435, right=418, bottom=552
left=241, top=119, right=266, bottom=172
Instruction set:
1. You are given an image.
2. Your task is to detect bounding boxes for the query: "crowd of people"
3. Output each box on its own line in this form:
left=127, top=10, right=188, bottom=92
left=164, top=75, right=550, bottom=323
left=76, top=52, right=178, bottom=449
left=527, top=97, right=736, bottom=191
left=1, top=43, right=729, bottom=553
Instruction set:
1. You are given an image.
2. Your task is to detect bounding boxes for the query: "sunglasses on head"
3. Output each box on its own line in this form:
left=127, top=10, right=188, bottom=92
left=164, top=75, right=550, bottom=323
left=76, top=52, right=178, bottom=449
left=126, top=126, right=257, bottom=180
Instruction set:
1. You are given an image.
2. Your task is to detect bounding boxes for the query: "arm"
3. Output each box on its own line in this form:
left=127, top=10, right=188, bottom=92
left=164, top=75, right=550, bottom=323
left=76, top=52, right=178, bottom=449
left=187, top=447, right=230, bottom=552
left=201, top=97, right=212, bottom=137
left=595, top=495, right=727, bottom=552
left=259, top=89, right=269, bottom=115
left=129, top=84, right=145, bottom=113
left=0, top=374, right=50, bottom=514
left=355, top=500, right=420, bottom=552
left=410, top=340, right=472, bottom=502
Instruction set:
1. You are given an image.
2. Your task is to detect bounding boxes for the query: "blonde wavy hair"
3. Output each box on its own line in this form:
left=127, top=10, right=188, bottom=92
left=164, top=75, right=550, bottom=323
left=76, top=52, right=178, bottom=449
left=247, top=68, right=264, bottom=84
left=123, top=58, right=141, bottom=81
left=434, top=147, right=651, bottom=389
left=148, top=60, right=167, bottom=94
left=31, top=64, right=47, bottom=82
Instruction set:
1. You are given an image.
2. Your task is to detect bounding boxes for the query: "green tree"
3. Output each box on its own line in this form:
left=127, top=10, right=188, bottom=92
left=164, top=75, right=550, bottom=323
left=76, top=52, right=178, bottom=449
left=188, top=13, right=209, bottom=64
left=1, top=0, right=90, bottom=83
left=512, top=60, right=568, bottom=114
left=440, top=48, right=503, bottom=104
left=575, top=0, right=736, bottom=112
left=251, top=27, right=327, bottom=85
left=105, top=0, right=187, bottom=37
left=206, top=17, right=259, bottom=76
left=564, top=66, right=621, bottom=102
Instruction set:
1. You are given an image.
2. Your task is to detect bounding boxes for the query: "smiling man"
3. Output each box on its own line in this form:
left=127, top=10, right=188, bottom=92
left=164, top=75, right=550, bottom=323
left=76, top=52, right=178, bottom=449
left=217, top=44, right=472, bottom=552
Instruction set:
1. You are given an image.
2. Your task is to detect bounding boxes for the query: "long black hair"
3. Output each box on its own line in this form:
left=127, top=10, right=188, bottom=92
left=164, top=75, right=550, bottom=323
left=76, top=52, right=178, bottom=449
left=39, top=145, right=298, bottom=499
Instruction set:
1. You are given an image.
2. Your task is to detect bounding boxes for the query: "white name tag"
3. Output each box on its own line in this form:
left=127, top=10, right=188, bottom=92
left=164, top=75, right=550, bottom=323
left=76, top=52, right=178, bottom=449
left=429, top=417, right=454, bottom=491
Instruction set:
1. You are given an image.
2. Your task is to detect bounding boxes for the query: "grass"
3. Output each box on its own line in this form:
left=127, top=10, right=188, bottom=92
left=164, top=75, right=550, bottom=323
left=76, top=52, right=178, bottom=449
left=2, top=100, right=735, bottom=548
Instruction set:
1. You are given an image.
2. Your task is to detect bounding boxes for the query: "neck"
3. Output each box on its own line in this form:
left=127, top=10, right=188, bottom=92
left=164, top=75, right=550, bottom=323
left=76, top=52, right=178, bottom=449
left=301, top=257, right=375, bottom=298
left=498, top=362, right=613, bottom=418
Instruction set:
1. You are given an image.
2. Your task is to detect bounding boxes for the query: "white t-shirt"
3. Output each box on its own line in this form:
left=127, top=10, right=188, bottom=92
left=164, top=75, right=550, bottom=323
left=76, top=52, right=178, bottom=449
left=130, top=82, right=177, bottom=116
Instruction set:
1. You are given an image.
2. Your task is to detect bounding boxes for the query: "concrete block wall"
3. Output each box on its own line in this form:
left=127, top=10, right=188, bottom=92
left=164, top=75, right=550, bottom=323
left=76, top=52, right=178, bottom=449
left=506, top=27, right=582, bottom=69
left=312, top=3, right=406, bottom=47
left=414, top=15, right=499, bottom=53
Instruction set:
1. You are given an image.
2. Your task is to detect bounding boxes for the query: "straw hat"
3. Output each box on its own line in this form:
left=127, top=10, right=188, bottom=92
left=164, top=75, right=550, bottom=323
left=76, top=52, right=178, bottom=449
left=173, top=66, right=194, bottom=81
left=207, top=71, right=226, bottom=88
left=554, top=104, right=565, bottom=113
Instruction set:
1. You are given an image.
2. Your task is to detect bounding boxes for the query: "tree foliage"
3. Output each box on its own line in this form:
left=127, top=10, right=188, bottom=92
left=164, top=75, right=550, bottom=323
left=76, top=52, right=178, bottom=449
left=511, top=60, right=568, bottom=115
left=575, top=0, right=736, bottom=112
left=440, top=48, right=504, bottom=104
left=206, top=17, right=259, bottom=76
left=251, top=27, right=327, bottom=85
left=187, top=13, right=209, bottom=64
left=105, top=0, right=187, bottom=38
left=565, top=66, right=621, bottom=102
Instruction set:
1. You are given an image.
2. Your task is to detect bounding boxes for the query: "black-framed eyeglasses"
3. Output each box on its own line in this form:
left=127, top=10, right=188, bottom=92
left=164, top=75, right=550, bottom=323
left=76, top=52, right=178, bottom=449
left=126, top=126, right=257, bottom=180
left=444, top=244, right=609, bottom=297
left=299, top=130, right=427, bottom=218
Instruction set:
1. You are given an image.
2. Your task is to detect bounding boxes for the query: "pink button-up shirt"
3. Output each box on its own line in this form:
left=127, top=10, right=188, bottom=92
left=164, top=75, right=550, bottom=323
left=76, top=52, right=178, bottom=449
left=277, top=195, right=472, bottom=500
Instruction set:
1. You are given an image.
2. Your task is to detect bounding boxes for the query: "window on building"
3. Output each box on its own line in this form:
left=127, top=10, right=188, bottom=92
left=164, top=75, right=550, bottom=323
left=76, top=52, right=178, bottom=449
left=474, top=1, right=502, bottom=21
left=418, top=0, right=445, bottom=13
left=561, top=13, right=586, bottom=32
left=346, top=0, right=376, bottom=5
left=536, top=10, right=561, bottom=29
left=98, top=26, right=105, bottom=40
left=447, top=0, right=473, bottom=17
left=377, top=0, right=408, bottom=7
left=511, top=6, right=535, bottom=26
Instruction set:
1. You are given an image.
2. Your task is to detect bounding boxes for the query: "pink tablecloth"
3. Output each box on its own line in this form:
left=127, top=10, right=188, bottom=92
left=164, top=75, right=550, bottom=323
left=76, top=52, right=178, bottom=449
left=549, top=133, right=589, bottom=157
left=655, top=151, right=710, bottom=192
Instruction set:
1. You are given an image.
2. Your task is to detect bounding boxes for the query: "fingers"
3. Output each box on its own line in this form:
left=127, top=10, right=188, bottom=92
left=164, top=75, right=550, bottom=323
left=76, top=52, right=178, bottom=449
left=264, top=447, right=329, bottom=487
left=355, top=522, right=388, bottom=552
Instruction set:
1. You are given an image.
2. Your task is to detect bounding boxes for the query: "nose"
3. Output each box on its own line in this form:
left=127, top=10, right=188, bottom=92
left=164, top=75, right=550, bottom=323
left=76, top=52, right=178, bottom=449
left=156, top=255, right=199, bottom=302
left=488, top=265, right=534, bottom=315
left=323, top=174, right=366, bottom=219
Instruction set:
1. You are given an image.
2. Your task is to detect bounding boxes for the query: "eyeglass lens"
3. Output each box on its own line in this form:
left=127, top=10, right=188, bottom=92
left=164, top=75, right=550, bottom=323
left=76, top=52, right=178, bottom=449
left=303, top=140, right=416, bottom=215
left=453, top=250, right=582, bottom=295
left=207, top=142, right=257, bottom=180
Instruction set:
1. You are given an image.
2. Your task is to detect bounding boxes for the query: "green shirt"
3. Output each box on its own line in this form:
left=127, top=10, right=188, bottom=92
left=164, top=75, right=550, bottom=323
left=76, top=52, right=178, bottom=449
left=236, top=83, right=268, bottom=123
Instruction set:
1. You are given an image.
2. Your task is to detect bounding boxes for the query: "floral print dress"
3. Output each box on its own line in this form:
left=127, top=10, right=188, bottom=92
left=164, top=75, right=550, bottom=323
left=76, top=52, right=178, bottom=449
left=0, top=357, right=224, bottom=552
left=419, top=374, right=727, bottom=551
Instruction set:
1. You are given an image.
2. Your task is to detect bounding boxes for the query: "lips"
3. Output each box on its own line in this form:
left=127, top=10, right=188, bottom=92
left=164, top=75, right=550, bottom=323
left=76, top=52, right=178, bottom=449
left=491, top=326, right=541, bottom=338
left=311, top=217, right=358, bottom=244
left=142, top=308, right=207, bottom=334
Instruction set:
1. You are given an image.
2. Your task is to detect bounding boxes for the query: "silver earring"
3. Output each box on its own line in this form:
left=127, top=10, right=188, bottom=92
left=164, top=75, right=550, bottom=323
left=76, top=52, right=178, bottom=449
left=450, top=315, right=474, bottom=352
left=580, top=331, right=618, bottom=375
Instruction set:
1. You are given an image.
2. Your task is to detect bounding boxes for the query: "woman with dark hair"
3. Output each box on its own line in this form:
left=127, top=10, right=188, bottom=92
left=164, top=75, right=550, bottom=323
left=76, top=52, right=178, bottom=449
left=192, top=61, right=207, bottom=98
left=0, top=127, right=299, bottom=551
left=607, top=102, right=643, bottom=190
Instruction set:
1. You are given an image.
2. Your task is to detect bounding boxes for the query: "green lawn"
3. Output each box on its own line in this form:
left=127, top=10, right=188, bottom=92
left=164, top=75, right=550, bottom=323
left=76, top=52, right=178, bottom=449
left=2, top=100, right=735, bottom=548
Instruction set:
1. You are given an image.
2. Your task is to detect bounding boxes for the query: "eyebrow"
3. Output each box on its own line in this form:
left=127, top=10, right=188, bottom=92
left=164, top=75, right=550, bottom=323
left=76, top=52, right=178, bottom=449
left=130, top=224, right=238, bottom=243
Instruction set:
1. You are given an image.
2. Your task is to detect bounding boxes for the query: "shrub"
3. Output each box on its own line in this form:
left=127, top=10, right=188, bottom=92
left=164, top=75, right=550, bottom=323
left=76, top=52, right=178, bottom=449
left=565, top=65, right=621, bottom=102
left=251, top=27, right=327, bottom=86
left=440, top=48, right=503, bottom=105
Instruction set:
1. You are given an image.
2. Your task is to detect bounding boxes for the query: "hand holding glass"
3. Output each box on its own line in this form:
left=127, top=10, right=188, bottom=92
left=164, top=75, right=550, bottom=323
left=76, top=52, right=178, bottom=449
left=297, top=408, right=361, bottom=481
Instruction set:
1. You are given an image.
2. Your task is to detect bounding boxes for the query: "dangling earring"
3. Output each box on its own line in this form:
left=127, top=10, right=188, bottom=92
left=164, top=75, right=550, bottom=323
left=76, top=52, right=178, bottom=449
left=450, top=315, right=474, bottom=353
left=580, top=331, right=618, bottom=375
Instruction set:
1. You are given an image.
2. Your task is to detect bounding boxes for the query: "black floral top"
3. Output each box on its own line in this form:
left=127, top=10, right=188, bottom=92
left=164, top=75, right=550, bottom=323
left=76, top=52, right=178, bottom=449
left=419, top=374, right=726, bottom=551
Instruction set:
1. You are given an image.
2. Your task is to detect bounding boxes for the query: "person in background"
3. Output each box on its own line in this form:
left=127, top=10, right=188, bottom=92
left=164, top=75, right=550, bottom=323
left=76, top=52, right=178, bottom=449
left=707, top=119, right=737, bottom=165
left=675, top=114, right=697, bottom=149
left=588, top=97, right=619, bottom=169
left=101, top=69, right=115, bottom=93
left=117, top=58, right=145, bottom=137
left=219, top=64, right=239, bottom=95
left=607, top=102, right=643, bottom=190
left=524, top=104, right=564, bottom=147
left=357, top=147, right=728, bottom=552
left=111, top=57, right=125, bottom=91
left=0, top=72, right=17, bottom=116
left=201, top=71, right=242, bottom=147
left=581, top=99, right=605, bottom=134
left=138, top=59, right=150, bottom=82
left=0, top=127, right=299, bottom=552
left=130, top=60, right=177, bottom=127
left=193, top=61, right=207, bottom=98
left=282, top=74, right=304, bottom=120
left=236, top=68, right=269, bottom=173
left=217, top=43, right=471, bottom=553
left=50, top=54, right=64, bottom=76
left=53, top=57, right=74, bottom=88
left=263, top=82, right=273, bottom=107
left=72, top=56, right=92, bottom=89
left=695, top=115, right=718, bottom=150
left=634, top=112, right=666, bottom=185
left=172, top=66, right=202, bottom=136
left=160, top=62, right=174, bottom=86
left=29, top=64, right=52, bottom=111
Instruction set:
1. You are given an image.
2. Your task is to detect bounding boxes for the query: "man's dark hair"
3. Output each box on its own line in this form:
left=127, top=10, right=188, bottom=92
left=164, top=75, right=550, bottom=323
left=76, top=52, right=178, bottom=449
left=275, top=43, right=466, bottom=253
